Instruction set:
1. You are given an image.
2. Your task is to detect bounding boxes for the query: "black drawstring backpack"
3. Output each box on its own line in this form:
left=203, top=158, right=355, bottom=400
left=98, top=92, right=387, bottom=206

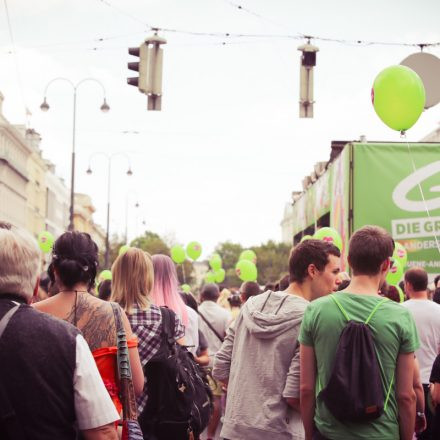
left=319, top=295, right=394, bottom=422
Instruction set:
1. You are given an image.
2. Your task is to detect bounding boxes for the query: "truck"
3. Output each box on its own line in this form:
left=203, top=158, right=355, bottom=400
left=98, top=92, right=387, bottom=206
left=287, top=141, right=440, bottom=280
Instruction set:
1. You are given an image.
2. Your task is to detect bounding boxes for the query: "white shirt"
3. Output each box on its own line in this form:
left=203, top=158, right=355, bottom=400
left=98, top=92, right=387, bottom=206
left=198, top=301, right=232, bottom=364
left=74, top=334, right=120, bottom=430
left=402, top=299, right=440, bottom=383
left=184, top=305, right=199, bottom=356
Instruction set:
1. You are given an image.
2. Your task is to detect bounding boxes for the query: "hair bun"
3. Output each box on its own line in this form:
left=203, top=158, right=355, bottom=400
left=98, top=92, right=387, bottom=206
left=57, top=259, right=83, bottom=287
left=50, top=231, right=99, bottom=289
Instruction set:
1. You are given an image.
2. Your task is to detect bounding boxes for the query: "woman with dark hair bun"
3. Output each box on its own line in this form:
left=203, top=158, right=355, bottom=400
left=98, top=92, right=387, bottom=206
left=34, top=231, right=144, bottom=416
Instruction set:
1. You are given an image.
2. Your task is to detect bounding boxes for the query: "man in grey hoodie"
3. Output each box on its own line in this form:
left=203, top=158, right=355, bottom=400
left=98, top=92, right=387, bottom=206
left=213, top=239, right=341, bottom=440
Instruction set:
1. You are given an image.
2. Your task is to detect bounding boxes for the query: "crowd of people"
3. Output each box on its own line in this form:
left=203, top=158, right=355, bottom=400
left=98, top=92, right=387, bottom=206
left=1, top=221, right=440, bottom=440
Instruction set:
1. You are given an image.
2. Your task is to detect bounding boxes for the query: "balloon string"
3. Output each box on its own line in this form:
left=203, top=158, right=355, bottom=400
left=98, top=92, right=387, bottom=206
left=402, top=133, right=440, bottom=255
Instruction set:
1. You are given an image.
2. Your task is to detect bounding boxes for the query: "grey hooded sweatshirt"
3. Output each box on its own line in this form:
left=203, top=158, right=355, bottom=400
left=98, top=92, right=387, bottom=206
left=213, top=290, right=308, bottom=440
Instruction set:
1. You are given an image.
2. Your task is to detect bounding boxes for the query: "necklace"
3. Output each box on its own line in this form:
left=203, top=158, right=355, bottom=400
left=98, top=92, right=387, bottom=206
left=58, top=290, right=88, bottom=327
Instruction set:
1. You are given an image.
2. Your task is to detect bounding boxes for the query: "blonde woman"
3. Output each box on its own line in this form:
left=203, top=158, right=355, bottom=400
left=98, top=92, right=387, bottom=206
left=111, top=248, right=185, bottom=418
left=217, top=288, right=232, bottom=311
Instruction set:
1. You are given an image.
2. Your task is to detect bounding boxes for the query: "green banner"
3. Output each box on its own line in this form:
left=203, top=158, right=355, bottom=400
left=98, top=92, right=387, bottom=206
left=290, top=164, right=332, bottom=237
left=330, top=145, right=351, bottom=271
left=353, top=143, right=440, bottom=277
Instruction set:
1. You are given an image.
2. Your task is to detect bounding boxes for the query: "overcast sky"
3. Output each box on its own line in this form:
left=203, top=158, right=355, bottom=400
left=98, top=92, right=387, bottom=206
left=1, top=0, right=439, bottom=257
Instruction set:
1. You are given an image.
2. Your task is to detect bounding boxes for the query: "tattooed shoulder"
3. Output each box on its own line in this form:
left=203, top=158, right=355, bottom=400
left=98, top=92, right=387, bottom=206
left=65, top=295, right=116, bottom=351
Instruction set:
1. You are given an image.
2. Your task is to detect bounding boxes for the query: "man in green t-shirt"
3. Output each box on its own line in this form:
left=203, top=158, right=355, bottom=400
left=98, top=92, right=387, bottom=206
left=299, top=225, right=420, bottom=440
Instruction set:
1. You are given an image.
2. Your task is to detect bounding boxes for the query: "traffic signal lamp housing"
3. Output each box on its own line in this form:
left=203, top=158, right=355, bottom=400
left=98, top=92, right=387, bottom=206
left=127, top=34, right=167, bottom=110
left=127, top=45, right=148, bottom=92
left=297, top=41, right=319, bottom=118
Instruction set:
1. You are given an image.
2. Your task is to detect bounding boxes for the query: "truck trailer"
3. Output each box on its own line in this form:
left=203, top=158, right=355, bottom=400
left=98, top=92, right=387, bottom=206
left=289, top=141, right=440, bottom=280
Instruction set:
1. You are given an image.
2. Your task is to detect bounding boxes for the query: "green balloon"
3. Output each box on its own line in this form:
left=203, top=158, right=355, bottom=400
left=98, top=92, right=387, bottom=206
left=314, top=227, right=342, bottom=251
left=38, top=231, right=54, bottom=253
left=205, top=271, right=216, bottom=283
left=235, top=260, right=258, bottom=282
left=386, top=259, right=403, bottom=285
left=119, top=245, right=130, bottom=256
left=171, top=245, right=186, bottom=264
left=239, top=249, right=257, bottom=264
left=209, top=254, right=222, bottom=271
left=393, top=242, right=408, bottom=268
left=372, top=65, right=425, bottom=131
left=181, top=284, right=191, bottom=293
left=186, top=241, right=202, bottom=261
left=98, top=270, right=112, bottom=283
left=301, top=235, right=313, bottom=243
left=214, top=268, right=226, bottom=283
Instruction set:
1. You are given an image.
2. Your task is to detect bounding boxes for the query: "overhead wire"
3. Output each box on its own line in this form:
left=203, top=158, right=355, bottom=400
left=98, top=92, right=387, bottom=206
left=219, top=0, right=301, bottom=34
left=0, top=0, right=438, bottom=59
left=92, top=0, right=440, bottom=48
left=1, top=0, right=438, bottom=55
left=3, top=0, right=28, bottom=118
left=97, top=0, right=153, bottom=28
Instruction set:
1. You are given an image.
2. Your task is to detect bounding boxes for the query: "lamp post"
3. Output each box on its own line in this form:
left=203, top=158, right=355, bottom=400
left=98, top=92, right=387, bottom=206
left=40, top=77, right=110, bottom=231
left=125, top=192, right=140, bottom=244
left=86, top=152, right=133, bottom=268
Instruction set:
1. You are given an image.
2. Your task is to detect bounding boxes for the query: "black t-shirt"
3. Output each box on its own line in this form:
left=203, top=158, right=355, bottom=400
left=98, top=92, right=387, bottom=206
left=430, top=354, right=440, bottom=383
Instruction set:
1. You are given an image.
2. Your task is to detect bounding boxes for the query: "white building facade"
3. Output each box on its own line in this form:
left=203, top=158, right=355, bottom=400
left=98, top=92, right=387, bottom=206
left=0, top=93, right=31, bottom=228
left=45, top=161, right=69, bottom=238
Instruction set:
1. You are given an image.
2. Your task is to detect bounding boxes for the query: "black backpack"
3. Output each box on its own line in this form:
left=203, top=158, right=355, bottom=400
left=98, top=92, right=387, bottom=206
left=139, top=307, right=213, bottom=440
left=319, top=294, right=394, bottom=422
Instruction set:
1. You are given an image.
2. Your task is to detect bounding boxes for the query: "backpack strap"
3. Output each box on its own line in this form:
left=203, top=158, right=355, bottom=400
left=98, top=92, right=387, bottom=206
left=329, top=295, right=351, bottom=321
left=0, top=304, right=26, bottom=440
left=384, top=374, right=394, bottom=411
left=198, top=310, right=224, bottom=343
left=0, top=305, right=20, bottom=339
left=330, top=294, right=388, bottom=324
left=362, top=297, right=394, bottom=412
left=365, top=298, right=388, bottom=325
left=160, top=307, right=177, bottom=345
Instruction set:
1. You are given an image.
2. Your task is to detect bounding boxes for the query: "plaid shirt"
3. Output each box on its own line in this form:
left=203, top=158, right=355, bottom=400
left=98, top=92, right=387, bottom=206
left=128, top=303, right=185, bottom=413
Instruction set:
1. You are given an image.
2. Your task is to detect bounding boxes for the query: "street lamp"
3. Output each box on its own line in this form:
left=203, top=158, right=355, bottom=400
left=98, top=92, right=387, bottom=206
left=86, top=152, right=133, bottom=268
left=40, top=77, right=110, bottom=231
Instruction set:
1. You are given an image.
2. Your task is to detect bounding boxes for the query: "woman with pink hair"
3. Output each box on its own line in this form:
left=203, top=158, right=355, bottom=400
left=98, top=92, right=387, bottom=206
left=151, top=254, right=199, bottom=355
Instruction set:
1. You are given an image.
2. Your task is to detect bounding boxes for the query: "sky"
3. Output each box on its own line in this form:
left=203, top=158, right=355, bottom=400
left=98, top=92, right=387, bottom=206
left=1, top=0, right=440, bottom=257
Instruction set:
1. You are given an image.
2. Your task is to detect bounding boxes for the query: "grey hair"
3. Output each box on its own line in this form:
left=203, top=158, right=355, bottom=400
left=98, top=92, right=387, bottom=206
left=0, top=226, right=41, bottom=299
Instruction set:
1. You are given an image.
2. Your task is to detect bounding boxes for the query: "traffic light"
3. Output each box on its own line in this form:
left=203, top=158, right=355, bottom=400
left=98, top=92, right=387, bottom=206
left=127, top=33, right=167, bottom=111
left=298, top=41, right=319, bottom=118
left=127, top=44, right=148, bottom=93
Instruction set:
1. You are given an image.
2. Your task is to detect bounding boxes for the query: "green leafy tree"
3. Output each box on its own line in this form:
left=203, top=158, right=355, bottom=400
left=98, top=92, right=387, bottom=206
left=253, top=240, right=291, bottom=285
left=130, top=231, right=170, bottom=255
left=130, top=231, right=194, bottom=285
